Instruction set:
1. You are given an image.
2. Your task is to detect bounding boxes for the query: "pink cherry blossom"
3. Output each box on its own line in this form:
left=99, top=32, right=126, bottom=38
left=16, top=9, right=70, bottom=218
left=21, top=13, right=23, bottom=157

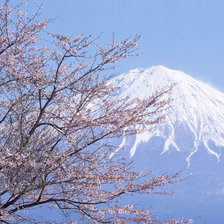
left=0, top=1, right=191, bottom=223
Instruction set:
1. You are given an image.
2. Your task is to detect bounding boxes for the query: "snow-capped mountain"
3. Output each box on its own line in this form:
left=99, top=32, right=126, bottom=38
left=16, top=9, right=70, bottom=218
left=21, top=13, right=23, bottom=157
left=112, top=65, right=224, bottom=224
left=113, top=65, right=224, bottom=165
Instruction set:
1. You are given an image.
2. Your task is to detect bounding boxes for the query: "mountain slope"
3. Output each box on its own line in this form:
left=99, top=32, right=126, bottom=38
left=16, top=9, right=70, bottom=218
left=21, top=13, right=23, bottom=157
left=110, top=65, right=224, bottom=223
left=113, top=65, right=224, bottom=165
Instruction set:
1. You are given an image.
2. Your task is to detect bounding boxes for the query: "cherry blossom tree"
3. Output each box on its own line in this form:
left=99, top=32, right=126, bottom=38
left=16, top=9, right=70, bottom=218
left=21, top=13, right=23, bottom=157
left=0, top=1, right=190, bottom=223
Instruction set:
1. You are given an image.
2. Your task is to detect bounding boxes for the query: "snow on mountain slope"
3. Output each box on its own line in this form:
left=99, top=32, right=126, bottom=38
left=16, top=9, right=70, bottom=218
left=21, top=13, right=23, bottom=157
left=113, top=65, right=224, bottom=165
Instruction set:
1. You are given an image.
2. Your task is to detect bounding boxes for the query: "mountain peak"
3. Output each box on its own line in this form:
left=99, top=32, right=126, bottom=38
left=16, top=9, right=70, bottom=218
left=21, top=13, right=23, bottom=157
left=120, top=65, right=197, bottom=91
left=149, top=65, right=174, bottom=73
left=113, top=66, right=224, bottom=165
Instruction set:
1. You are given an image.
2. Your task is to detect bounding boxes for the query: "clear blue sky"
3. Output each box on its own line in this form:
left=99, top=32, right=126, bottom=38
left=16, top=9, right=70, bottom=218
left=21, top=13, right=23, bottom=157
left=30, top=0, right=224, bottom=91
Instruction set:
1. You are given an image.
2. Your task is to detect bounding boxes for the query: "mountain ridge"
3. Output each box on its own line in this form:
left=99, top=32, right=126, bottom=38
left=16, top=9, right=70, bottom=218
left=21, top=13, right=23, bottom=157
left=113, top=65, right=224, bottom=165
